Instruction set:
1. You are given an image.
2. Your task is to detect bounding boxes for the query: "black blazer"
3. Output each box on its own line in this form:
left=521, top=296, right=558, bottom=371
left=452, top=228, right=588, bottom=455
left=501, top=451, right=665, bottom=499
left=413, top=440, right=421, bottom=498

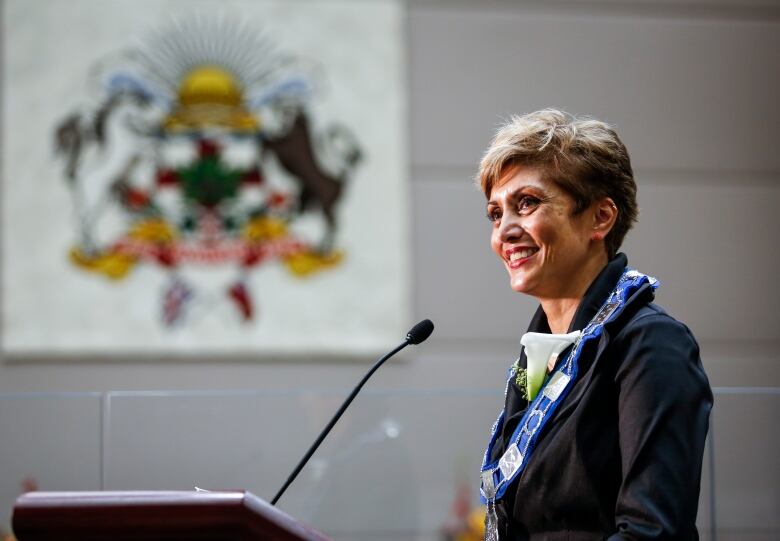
left=489, top=254, right=713, bottom=541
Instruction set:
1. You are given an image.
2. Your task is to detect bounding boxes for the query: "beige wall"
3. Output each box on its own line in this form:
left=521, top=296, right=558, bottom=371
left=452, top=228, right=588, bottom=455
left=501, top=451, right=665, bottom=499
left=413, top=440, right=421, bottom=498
left=1, top=1, right=778, bottom=540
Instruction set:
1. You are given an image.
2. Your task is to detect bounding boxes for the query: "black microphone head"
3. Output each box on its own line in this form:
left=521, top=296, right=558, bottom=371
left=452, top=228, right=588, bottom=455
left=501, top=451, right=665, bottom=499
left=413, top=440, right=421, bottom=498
left=406, top=319, right=434, bottom=345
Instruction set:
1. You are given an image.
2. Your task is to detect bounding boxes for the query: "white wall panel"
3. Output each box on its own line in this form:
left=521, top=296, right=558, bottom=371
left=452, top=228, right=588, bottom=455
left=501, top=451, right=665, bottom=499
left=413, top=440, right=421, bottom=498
left=626, top=179, right=780, bottom=342
left=410, top=7, right=780, bottom=173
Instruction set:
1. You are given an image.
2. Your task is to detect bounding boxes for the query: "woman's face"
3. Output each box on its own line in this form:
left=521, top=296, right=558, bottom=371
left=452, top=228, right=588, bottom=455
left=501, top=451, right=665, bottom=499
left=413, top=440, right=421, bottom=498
left=487, top=166, right=598, bottom=299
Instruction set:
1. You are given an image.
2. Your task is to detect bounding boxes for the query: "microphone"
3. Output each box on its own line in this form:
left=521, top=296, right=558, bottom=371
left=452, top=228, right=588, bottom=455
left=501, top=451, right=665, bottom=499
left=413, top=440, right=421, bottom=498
left=406, top=318, right=434, bottom=345
left=271, top=319, right=435, bottom=506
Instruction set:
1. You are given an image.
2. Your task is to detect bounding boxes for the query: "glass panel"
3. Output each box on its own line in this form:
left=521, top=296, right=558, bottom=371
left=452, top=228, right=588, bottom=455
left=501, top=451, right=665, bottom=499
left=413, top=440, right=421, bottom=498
left=697, top=433, right=715, bottom=541
left=0, top=388, right=777, bottom=540
left=105, top=389, right=502, bottom=540
left=0, top=393, right=102, bottom=535
left=710, top=389, right=780, bottom=541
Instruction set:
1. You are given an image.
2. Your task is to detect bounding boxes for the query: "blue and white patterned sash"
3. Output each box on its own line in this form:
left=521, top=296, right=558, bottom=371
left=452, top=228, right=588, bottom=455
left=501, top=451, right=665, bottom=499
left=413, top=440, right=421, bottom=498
left=479, top=268, right=658, bottom=540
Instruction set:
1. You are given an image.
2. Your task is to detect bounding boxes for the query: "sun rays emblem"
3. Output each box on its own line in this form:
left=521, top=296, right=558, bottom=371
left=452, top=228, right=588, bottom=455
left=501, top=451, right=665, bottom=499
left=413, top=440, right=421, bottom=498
left=54, top=16, right=362, bottom=326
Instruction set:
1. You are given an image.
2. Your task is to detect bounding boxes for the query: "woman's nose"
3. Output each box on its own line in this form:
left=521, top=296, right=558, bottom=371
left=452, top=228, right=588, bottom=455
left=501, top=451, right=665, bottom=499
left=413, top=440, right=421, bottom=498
left=498, top=213, right=524, bottom=243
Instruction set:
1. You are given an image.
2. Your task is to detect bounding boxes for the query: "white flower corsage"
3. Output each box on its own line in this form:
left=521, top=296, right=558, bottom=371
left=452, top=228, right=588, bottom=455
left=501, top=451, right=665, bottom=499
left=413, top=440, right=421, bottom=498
left=517, top=331, right=581, bottom=401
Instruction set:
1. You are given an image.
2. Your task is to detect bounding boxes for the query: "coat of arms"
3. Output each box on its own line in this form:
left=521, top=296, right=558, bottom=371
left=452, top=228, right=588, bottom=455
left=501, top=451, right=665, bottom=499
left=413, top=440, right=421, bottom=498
left=54, top=16, right=362, bottom=326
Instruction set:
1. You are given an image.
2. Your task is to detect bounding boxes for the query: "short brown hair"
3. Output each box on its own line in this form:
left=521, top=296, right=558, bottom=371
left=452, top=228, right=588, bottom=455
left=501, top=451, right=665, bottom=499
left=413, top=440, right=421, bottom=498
left=477, top=109, right=638, bottom=258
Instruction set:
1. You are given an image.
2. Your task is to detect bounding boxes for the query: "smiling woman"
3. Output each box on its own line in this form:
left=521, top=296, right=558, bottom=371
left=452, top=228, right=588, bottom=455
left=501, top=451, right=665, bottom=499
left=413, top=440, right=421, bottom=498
left=475, top=109, right=712, bottom=541
left=487, top=166, right=611, bottom=323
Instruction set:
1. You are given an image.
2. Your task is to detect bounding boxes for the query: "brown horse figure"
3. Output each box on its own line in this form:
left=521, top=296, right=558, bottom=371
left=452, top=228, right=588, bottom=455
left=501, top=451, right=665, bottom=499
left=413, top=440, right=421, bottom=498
left=263, top=111, right=362, bottom=253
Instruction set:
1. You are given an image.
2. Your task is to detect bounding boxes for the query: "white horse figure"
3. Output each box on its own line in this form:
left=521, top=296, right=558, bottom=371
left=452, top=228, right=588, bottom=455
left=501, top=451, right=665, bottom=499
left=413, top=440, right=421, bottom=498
left=56, top=91, right=162, bottom=253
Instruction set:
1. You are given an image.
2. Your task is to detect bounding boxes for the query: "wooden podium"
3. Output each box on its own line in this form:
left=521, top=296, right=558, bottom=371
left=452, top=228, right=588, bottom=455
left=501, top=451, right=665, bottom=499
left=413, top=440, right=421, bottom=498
left=12, top=490, right=332, bottom=541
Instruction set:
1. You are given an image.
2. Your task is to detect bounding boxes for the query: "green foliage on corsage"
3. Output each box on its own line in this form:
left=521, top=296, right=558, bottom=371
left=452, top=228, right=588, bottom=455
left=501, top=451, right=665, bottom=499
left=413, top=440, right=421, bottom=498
left=512, top=359, right=530, bottom=401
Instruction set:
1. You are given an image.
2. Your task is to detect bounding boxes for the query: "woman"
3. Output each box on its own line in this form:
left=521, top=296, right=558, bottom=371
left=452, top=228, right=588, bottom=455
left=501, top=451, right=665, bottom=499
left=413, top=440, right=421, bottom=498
left=477, top=110, right=712, bottom=541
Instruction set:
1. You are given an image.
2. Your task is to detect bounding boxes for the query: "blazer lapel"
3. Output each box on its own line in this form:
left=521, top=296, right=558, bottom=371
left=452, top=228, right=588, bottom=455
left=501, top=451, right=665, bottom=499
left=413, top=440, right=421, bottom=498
left=534, top=282, right=656, bottom=435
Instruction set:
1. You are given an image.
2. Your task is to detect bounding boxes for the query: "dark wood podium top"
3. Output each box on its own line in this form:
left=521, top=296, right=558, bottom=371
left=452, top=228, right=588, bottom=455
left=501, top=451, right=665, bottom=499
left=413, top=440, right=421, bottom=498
left=13, top=490, right=332, bottom=541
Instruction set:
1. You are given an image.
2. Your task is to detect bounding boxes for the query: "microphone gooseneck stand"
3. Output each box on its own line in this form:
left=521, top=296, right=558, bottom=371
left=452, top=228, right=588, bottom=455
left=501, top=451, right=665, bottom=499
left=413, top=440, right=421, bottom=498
left=271, top=319, right=434, bottom=506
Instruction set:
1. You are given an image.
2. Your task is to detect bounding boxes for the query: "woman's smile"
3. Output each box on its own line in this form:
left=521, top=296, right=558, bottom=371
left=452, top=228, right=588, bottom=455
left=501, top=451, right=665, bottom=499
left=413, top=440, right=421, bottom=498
left=506, top=246, right=539, bottom=268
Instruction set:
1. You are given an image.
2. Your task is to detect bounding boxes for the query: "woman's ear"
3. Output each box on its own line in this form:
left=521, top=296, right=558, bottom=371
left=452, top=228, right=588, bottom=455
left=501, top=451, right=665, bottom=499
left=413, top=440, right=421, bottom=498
left=591, top=197, right=618, bottom=241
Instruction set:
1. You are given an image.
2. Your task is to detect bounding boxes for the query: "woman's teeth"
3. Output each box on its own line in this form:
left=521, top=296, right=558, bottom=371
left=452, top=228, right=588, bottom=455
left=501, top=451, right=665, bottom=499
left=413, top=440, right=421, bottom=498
left=509, top=248, right=538, bottom=261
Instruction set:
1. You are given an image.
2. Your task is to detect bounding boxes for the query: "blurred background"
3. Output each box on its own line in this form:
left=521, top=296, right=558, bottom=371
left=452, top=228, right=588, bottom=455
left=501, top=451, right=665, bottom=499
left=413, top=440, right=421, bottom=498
left=1, top=1, right=778, bottom=540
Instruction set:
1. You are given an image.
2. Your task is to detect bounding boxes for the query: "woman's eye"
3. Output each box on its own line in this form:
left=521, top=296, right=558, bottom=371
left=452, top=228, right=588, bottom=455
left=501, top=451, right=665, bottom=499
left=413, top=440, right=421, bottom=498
left=518, top=196, right=540, bottom=213
left=486, top=208, right=501, bottom=222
